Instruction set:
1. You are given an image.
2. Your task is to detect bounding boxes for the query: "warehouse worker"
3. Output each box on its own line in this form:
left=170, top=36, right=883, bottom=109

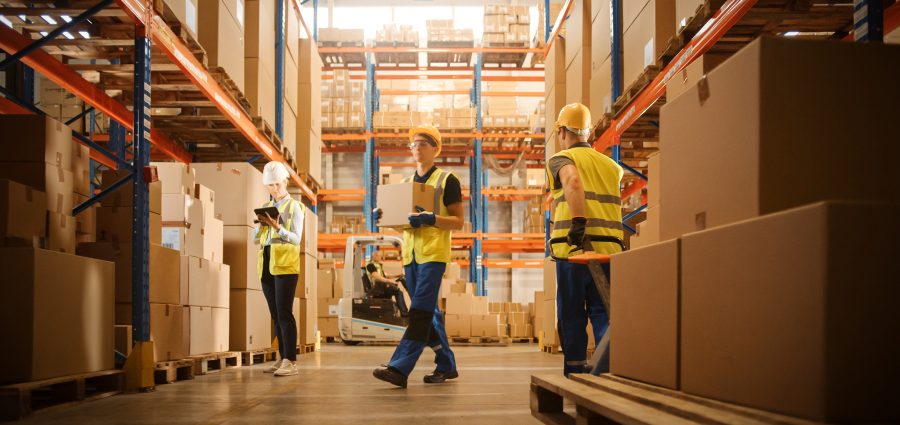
left=371, top=125, right=463, bottom=388
left=254, top=161, right=304, bottom=377
left=366, top=249, right=409, bottom=316
left=546, top=103, right=624, bottom=376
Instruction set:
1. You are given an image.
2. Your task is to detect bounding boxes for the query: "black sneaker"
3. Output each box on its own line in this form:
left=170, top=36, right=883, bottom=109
left=423, top=370, right=459, bottom=384
left=373, top=367, right=408, bottom=388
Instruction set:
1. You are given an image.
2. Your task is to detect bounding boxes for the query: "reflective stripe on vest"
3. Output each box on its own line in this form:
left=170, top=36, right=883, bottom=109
left=401, top=168, right=453, bottom=265
left=257, top=198, right=303, bottom=278
left=547, top=148, right=624, bottom=259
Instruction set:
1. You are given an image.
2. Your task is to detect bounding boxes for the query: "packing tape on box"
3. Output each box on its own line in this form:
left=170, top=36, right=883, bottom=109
left=56, top=152, right=63, bottom=166
left=698, top=75, right=710, bottom=104
left=56, top=193, right=63, bottom=213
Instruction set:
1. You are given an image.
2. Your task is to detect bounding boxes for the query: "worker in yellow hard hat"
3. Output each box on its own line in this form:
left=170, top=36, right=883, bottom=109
left=371, top=124, right=463, bottom=388
left=546, top=103, right=624, bottom=376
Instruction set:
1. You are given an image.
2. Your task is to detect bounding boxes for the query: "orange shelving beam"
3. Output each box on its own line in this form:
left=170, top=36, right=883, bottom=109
left=321, top=132, right=544, bottom=141
left=318, top=46, right=543, bottom=54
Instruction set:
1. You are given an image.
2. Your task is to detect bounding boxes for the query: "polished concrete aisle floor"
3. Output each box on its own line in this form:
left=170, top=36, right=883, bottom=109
left=24, top=343, right=561, bottom=424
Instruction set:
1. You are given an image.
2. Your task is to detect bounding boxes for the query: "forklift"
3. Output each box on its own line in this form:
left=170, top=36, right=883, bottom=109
left=337, top=235, right=409, bottom=345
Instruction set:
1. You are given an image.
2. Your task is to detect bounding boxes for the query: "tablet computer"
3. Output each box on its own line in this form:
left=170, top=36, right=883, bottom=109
left=253, top=206, right=279, bottom=222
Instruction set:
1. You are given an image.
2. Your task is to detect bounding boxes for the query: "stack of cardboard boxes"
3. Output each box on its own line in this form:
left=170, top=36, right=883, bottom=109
left=190, top=163, right=270, bottom=352
left=483, top=86, right=528, bottom=129
left=565, top=0, right=591, bottom=108
left=244, top=0, right=276, bottom=127
left=610, top=38, right=900, bottom=422
left=295, top=38, right=324, bottom=185
left=316, top=259, right=344, bottom=340
left=544, top=38, right=565, bottom=162
left=295, top=207, right=319, bottom=347
left=538, top=2, right=565, bottom=43
left=589, top=0, right=613, bottom=122
left=622, top=0, right=675, bottom=91
left=483, top=4, right=531, bottom=45
left=375, top=24, right=419, bottom=45
left=0, top=115, right=115, bottom=384
left=432, top=107, right=475, bottom=130
left=426, top=20, right=475, bottom=43
left=523, top=195, right=544, bottom=233
left=317, top=28, right=365, bottom=45
left=321, top=69, right=365, bottom=130
left=529, top=99, right=547, bottom=133
left=197, top=0, right=246, bottom=94
left=329, top=215, right=366, bottom=234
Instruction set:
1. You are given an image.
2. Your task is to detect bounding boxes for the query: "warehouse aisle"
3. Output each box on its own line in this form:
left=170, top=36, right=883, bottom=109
left=23, top=344, right=558, bottom=424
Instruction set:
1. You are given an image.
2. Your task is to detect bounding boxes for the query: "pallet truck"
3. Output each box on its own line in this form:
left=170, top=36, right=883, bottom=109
left=567, top=242, right=612, bottom=376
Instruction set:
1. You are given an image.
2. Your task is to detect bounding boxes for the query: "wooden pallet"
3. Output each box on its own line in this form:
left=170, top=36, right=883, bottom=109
left=612, top=65, right=662, bottom=116
left=318, top=41, right=367, bottom=67
left=541, top=344, right=561, bottom=354
left=374, top=42, right=419, bottom=67
left=154, top=359, right=195, bottom=385
left=241, top=348, right=279, bottom=366
left=450, top=336, right=511, bottom=346
left=187, top=352, right=242, bottom=375
left=483, top=42, right=529, bottom=67
left=531, top=373, right=823, bottom=425
left=0, top=370, right=124, bottom=421
left=152, top=0, right=208, bottom=67
left=252, top=116, right=284, bottom=155
left=209, top=67, right=253, bottom=114
left=426, top=40, right=474, bottom=66
left=511, top=337, right=537, bottom=343
left=299, top=344, right=317, bottom=354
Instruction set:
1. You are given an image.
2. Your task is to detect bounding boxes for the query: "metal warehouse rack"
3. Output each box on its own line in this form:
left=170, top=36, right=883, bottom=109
left=0, top=0, right=319, bottom=389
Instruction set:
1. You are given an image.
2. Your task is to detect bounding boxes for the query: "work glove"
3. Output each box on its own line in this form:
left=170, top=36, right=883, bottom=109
left=408, top=205, right=436, bottom=228
left=373, top=208, right=383, bottom=222
left=567, top=217, right=587, bottom=248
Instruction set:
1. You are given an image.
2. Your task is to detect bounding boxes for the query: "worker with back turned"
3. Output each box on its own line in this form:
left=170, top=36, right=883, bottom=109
left=372, top=125, right=464, bottom=388
left=546, top=103, right=625, bottom=376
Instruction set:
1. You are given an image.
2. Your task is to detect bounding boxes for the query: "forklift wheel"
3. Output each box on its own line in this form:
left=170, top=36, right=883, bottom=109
left=342, top=340, right=362, bottom=346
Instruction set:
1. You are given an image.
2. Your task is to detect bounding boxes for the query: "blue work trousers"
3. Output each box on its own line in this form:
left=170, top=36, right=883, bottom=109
left=556, top=260, right=610, bottom=376
left=387, top=259, right=457, bottom=377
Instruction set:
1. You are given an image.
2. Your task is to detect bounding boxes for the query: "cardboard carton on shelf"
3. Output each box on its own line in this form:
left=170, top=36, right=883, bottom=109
left=0, top=248, right=114, bottom=384
left=623, top=0, right=676, bottom=89
left=77, top=242, right=182, bottom=305
left=0, top=163, right=73, bottom=216
left=445, top=314, right=471, bottom=337
left=0, top=114, right=73, bottom=170
left=191, top=163, right=268, bottom=227
left=197, top=0, right=245, bottom=93
left=187, top=305, right=214, bottom=355
left=211, top=307, right=230, bottom=353
left=99, top=169, right=162, bottom=214
left=150, top=303, right=187, bottom=362
left=0, top=179, right=47, bottom=240
left=375, top=183, right=435, bottom=228
left=151, top=162, right=195, bottom=196
left=230, top=288, right=271, bottom=351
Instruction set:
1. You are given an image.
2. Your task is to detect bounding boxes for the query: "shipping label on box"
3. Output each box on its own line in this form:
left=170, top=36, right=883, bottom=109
left=376, top=183, right=436, bottom=228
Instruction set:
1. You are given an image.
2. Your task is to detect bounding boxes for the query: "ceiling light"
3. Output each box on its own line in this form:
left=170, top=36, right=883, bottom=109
left=40, top=15, right=57, bottom=25
left=79, top=31, right=90, bottom=39
left=40, top=31, right=48, bottom=37
left=18, top=15, right=27, bottom=23
left=63, top=31, right=75, bottom=40
left=784, top=31, right=800, bottom=37
left=61, top=15, right=72, bottom=23
left=0, top=15, right=13, bottom=28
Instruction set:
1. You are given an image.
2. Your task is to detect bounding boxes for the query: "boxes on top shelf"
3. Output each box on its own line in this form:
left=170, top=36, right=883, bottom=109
left=197, top=0, right=246, bottom=93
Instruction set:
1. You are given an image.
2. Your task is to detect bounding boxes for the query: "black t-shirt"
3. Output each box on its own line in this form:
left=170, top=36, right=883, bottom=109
left=414, top=166, right=463, bottom=206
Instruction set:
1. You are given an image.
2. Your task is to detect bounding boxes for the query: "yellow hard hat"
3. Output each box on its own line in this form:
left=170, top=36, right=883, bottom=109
left=409, top=125, right=442, bottom=157
left=554, top=103, right=592, bottom=136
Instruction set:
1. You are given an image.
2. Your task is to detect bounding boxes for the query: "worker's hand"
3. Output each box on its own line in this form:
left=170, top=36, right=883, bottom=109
left=373, top=207, right=383, bottom=222
left=567, top=217, right=587, bottom=248
left=408, top=211, right=436, bottom=228
left=258, top=212, right=280, bottom=231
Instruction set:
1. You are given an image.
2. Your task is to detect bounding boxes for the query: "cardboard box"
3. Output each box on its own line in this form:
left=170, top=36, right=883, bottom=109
left=565, top=47, right=591, bottom=106
left=211, top=307, right=230, bottom=353
left=0, top=248, right=114, bottom=384
left=0, top=114, right=72, bottom=170
left=675, top=0, right=704, bottom=31
left=188, top=305, right=214, bottom=355
left=183, top=256, right=213, bottom=307
left=610, top=238, right=680, bottom=389
left=659, top=37, right=900, bottom=241
left=71, top=143, right=90, bottom=196
left=99, top=170, right=162, bottom=214
left=150, top=244, right=182, bottom=305
left=243, top=0, right=274, bottom=60
left=284, top=0, right=299, bottom=64
left=202, top=216, right=224, bottom=263
left=244, top=58, right=277, bottom=126
left=646, top=153, right=661, bottom=208
left=317, top=297, right=340, bottom=318
left=77, top=242, right=182, bottom=304
left=194, top=184, right=217, bottom=225
left=680, top=202, right=900, bottom=422
left=445, top=314, right=471, bottom=337
left=543, top=257, right=556, bottom=299
left=664, top=53, right=729, bottom=102
left=73, top=194, right=96, bottom=243
left=445, top=293, right=474, bottom=315
left=158, top=0, right=199, bottom=39
left=589, top=56, right=612, bottom=122
left=624, top=0, right=652, bottom=31
left=470, top=314, right=501, bottom=337
left=96, top=207, right=161, bottom=245
left=0, top=163, right=73, bottom=215
left=471, top=297, right=490, bottom=315
left=150, top=303, right=186, bottom=361
left=230, top=288, right=271, bottom=351
left=114, top=325, right=132, bottom=357
left=508, top=311, right=527, bottom=327
left=191, top=163, right=268, bottom=227
left=623, top=0, right=675, bottom=90
left=303, top=208, right=317, bottom=256
left=317, top=269, right=335, bottom=298
left=376, top=183, right=436, bottom=228
left=210, top=262, right=230, bottom=309
left=565, top=0, right=591, bottom=68
left=544, top=38, right=565, bottom=88
left=318, top=317, right=339, bottom=338
left=223, top=225, right=260, bottom=290
left=631, top=206, right=660, bottom=249
left=283, top=53, right=299, bottom=114
left=0, top=179, right=47, bottom=240
left=152, top=162, right=195, bottom=196
left=444, top=262, right=461, bottom=280
left=198, top=0, right=245, bottom=93
left=294, top=253, right=318, bottom=299
left=295, top=298, right=317, bottom=345
left=47, top=212, right=76, bottom=254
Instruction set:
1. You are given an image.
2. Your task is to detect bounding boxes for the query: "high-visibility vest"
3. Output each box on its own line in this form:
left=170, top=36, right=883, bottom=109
left=401, top=168, right=454, bottom=265
left=257, top=197, right=303, bottom=278
left=547, top=146, right=625, bottom=259
left=366, top=261, right=384, bottom=285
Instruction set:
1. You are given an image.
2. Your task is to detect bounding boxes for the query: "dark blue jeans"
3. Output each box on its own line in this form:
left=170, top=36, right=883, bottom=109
left=261, top=246, right=299, bottom=361
left=556, top=260, right=610, bottom=376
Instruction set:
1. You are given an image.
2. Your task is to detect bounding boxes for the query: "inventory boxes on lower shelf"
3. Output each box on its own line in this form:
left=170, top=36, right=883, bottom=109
left=230, top=289, right=271, bottom=351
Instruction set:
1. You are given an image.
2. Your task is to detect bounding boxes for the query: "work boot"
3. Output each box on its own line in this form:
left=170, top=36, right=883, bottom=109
left=423, top=370, right=459, bottom=384
left=264, top=359, right=285, bottom=373
left=274, top=360, right=299, bottom=376
left=373, top=366, right=408, bottom=388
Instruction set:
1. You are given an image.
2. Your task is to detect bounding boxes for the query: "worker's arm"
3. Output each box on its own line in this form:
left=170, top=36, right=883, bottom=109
left=558, top=164, right=586, bottom=217
left=435, top=201, right=465, bottom=230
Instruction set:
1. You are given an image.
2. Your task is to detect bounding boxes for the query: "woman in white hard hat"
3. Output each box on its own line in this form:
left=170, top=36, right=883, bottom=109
left=371, top=125, right=464, bottom=388
left=255, top=161, right=304, bottom=376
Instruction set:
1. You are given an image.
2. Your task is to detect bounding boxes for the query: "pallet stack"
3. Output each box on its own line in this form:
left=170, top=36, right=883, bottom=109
left=610, top=38, right=900, bottom=422
left=375, top=24, right=419, bottom=65
left=426, top=19, right=474, bottom=65
left=321, top=69, right=365, bottom=131
left=483, top=4, right=531, bottom=46
left=0, top=115, right=115, bottom=385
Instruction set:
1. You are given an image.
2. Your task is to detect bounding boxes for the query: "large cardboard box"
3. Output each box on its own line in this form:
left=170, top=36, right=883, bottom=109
left=47, top=212, right=76, bottom=254
left=0, top=163, right=73, bottom=215
left=96, top=207, right=161, bottom=245
left=0, top=114, right=72, bottom=170
left=664, top=53, right=729, bottom=102
left=292, top=130, right=322, bottom=186
left=188, top=306, right=214, bottom=355
left=150, top=303, right=187, bottom=362
left=659, top=37, right=900, bottom=241
left=244, top=58, right=277, bottom=126
left=565, top=0, right=591, bottom=68
left=198, top=0, right=245, bottom=93
left=317, top=269, right=335, bottom=298
left=210, top=262, right=230, bottom=309
left=544, top=38, right=565, bottom=88
left=283, top=53, right=299, bottom=114
left=152, top=162, right=195, bottom=196
left=211, top=307, right=230, bottom=353
left=77, top=242, right=182, bottom=304
left=230, top=288, right=271, bottom=351
left=284, top=0, right=300, bottom=64
left=317, top=297, right=340, bottom=318
left=183, top=256, right=213, bottom=307
left=223, top=225, right=260, bottom=290
left=295, top=298, right=318, bottom=346
left=191, top=163, right=267, bottom=227
left=318, top=317, right=339, bottom=338
left=243, top=0, right=274, bottom=60
left=610, top=238, right=680, bottom=389
left=303, top=207, right=317, bottom=256
left=680, top=202, right=900, bottom=422
left=295, top=253, right=318, bottom=299
left=445, top=293, right=474, bottom=315
left=0, top=248, right=114, bottom=384
left=71, top=143, right=91, bottom=197
left=470, top=314, right=501, bottom=337
left=376, top=183, right=435, bottom=228
left=591, top=0, right=612, bottom=65
left=99, top=169, right=162, bottom=214
left=623, top=0, right=675, bottom=88
left=589, top=56, right=612, bottom=122
left=445, top=314, right=471, bottom=337
left=675, top=0, right=703, bottom=31
left=161, top=193, right=199, bottom=226
left=158, top=0, right=199, bottom=39
left=150, top=244, right=182, bottom=305
left=0, top=179, right=47, bottom=240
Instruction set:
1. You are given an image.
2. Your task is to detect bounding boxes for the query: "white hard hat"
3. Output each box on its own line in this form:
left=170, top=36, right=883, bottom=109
left=262, top=161, right=290, bottom=185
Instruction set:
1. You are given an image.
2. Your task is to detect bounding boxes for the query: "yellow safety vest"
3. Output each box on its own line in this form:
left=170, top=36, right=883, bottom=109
left=547, top=147, right=625, bottom=260
left=257, top=197, right=303, bottom=278
left=366, top=261, right=384, bottom=284
left=401, top=168, right=453, bottom=265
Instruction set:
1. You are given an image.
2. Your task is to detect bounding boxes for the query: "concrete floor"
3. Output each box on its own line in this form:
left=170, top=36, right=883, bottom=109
left=24, top=343, right=561, bottom=424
